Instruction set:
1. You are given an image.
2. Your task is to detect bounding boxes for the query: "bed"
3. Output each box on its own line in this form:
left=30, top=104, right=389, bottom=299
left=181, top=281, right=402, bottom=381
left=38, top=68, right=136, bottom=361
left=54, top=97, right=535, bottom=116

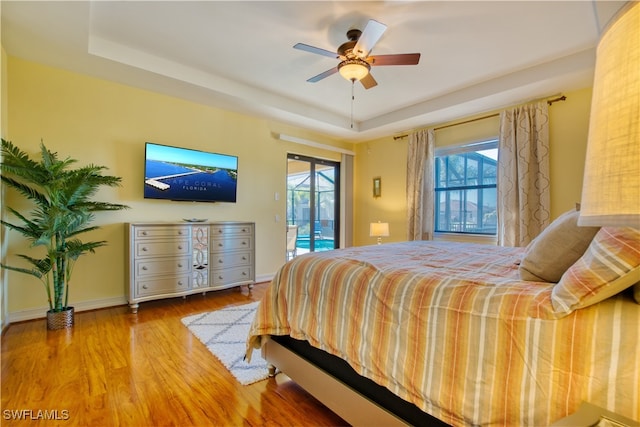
left=246, top=223, right=640, bottom=426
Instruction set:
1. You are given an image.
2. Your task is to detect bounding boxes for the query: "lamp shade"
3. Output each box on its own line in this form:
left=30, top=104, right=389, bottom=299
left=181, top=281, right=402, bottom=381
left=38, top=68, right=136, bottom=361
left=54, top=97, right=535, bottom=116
left=338, top=59, right=370, bottom=82
left=370, top=222, right=390, bottom=237
left=578, top=2, right=639, bottom=228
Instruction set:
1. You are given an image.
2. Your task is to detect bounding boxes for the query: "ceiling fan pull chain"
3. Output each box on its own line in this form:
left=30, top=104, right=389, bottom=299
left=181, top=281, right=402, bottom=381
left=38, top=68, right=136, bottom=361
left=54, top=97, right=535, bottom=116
left=351, top=80, right=355, bottom=129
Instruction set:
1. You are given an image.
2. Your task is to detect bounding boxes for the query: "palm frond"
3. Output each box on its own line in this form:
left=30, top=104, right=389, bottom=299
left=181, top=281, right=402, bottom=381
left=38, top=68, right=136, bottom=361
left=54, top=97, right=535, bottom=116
left=66, top=224, right=100, bottom=238
left=1, top=208, right=50, bottom=243
left=0, top=175, right=50, bottom=207
left=0, top=261, right=46, bottom=279
left=0, top=140, right=48, bottom=181
left=16, top=255, right=52, bottom=274
left=39, top=142, right=77, bottom=177
left=64, top=239, right=107, bottom=260
left=75, top=201, right=130, bottom=212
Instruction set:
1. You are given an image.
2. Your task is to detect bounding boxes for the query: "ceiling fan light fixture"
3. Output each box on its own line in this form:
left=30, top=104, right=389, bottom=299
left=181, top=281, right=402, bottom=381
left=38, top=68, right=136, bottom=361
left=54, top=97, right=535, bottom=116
left=338, top=58, right=370, bottom=82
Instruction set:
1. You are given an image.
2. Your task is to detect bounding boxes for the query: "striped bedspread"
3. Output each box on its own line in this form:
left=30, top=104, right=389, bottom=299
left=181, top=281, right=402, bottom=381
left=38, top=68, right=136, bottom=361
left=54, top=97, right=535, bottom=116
left=247, top=241, right=640, bottom=426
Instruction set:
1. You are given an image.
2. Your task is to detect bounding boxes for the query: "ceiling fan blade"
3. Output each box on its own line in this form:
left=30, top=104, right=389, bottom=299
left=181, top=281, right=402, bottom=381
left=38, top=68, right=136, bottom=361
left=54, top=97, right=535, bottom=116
left=352, top=19, right=387, bottom=58
left=360, top=73, right=378, bottom=90
left=369, top=53, right=421, bottom=66
left=294, top=43, right=339, bottom=59
left=307, top=67, right=339, bottom=83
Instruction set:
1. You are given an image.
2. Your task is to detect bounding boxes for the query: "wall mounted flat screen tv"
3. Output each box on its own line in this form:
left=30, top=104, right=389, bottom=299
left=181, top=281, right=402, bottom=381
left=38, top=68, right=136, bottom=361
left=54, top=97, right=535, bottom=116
left=144, top=142, right=238, bottom=203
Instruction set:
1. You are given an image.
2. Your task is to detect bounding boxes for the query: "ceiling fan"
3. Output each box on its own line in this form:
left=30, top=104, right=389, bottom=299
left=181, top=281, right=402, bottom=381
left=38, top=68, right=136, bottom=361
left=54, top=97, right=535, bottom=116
left=294, top=19, right=420, bottom=89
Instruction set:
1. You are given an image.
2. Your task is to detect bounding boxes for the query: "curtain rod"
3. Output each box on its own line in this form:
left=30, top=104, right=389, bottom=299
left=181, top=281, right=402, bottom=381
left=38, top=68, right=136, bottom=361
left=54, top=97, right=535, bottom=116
left=393, top=95, right=567, bottom=140
left=547, top=95, right=567, bottom=105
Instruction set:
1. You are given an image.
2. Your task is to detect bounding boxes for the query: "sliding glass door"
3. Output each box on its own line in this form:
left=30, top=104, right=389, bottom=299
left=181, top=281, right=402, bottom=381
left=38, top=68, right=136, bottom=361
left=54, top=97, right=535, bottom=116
left=286, top=154, right=339, bottom=258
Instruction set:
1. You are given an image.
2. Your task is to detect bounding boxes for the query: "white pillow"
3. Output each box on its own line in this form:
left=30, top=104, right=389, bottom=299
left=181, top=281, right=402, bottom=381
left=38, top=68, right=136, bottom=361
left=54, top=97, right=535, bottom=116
left=519, top=209, right=600, bottom=283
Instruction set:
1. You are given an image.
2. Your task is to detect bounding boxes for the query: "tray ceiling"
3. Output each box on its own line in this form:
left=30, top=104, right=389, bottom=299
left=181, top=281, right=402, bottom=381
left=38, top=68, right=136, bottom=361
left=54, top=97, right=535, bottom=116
left=1, top=1, right=627, bottom=141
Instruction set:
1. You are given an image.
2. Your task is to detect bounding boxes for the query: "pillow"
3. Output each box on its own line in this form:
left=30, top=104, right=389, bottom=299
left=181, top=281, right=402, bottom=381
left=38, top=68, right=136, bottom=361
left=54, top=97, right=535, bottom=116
left=551, top=227, right=640, bottom=314
left=519, top=209, right=600, bottom=282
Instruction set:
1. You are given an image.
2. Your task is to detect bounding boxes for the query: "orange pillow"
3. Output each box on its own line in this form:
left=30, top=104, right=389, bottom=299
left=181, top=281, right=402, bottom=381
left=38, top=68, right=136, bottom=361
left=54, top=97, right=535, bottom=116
left=551, top=227, right=640, bottom=314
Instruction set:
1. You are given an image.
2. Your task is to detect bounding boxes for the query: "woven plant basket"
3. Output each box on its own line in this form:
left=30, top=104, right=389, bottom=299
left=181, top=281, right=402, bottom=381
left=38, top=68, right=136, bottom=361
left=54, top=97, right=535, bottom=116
left=46, top=307, right=74, bottom=330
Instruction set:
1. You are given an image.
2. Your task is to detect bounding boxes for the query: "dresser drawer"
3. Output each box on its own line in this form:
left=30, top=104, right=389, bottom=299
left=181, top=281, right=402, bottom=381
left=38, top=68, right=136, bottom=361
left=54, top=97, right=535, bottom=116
left=211, top=251, right=252, bottom=269
left=211, top=266, right=253, bottom=286
left=210, top=224, right=253, bottom=237
left=210, top=236, right=252, bottom=253
left=135, top=240, right=191, bottom=258
left=135, top=257, right=191, bottom=277
left=135, top=275, right=190, bottom=297
left=135, top=226, right=191, bottom=239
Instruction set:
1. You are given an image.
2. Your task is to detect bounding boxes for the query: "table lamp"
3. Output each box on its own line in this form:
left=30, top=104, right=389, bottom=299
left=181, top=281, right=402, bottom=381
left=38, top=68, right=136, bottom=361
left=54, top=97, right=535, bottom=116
left=370, top=221, right=390, bottom=245
left=578, top=2, right=639, bottom=229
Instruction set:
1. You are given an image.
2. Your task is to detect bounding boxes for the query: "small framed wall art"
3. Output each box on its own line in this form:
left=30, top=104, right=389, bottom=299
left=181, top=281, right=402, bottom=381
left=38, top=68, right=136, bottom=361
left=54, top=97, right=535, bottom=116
left=373, top=176, right=381, bottom=198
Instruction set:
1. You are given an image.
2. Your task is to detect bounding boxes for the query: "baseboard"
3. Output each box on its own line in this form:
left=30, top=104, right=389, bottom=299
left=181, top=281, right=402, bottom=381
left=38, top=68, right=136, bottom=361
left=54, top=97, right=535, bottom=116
left=255, top=273, right=275, bottom=284
left=1, top=319, right=9, bottom=336
left=7, top=296, right=128, bottom=323
left=8, top=274, right=275, bottom=324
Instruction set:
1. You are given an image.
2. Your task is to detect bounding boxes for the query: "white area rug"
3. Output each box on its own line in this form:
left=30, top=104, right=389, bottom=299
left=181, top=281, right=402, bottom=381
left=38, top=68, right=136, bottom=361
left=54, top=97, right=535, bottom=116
left=181, top=301, right=270, bottom=385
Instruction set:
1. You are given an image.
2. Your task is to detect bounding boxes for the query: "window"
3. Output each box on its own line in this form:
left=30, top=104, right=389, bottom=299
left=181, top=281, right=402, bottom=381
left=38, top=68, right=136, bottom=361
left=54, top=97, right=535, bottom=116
left=434, top=140, right=498, bottom=235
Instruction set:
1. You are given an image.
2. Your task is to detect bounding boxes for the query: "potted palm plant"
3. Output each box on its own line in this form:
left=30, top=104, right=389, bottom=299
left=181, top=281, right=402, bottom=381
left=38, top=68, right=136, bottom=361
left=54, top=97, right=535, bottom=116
left=0, top=139, right=129, bottom=329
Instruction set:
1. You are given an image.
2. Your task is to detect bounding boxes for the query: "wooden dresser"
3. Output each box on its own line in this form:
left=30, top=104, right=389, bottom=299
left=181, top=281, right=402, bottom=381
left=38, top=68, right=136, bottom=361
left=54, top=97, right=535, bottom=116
left=126, top=221, right=255, bottom=312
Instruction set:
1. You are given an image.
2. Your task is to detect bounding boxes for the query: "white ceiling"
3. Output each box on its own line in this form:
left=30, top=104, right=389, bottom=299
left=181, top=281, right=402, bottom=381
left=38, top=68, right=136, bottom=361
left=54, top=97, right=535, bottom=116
left=1, top=1, right=627, bottom=142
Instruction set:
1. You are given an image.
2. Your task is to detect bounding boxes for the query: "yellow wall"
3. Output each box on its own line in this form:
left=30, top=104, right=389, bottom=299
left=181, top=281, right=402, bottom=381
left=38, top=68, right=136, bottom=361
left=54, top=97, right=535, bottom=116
left=3, top=54, right=595, bottom=319
left=353, top=87, right=593, bottom=246
left=4, top=57, right=351, bottom=317
left=548, top=88, right=592, bottom=218
left=354, top=136, right=407, bottom=246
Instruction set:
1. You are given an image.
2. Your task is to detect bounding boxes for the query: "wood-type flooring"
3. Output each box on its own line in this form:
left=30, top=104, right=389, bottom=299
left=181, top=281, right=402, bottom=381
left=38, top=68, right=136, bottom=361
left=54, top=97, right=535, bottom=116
left=1, top=283, right=347, bottom=426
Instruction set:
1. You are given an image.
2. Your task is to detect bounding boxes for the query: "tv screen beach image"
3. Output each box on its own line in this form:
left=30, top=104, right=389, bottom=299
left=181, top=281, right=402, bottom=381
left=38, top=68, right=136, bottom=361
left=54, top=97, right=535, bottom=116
left=144, top=143, right=238, bottom=203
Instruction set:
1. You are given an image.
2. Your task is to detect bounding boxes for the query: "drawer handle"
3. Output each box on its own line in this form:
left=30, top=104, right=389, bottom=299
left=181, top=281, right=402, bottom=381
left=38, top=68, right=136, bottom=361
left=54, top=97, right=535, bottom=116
left=242, top=256, right=247, bottom=261
left=178, top=281, right=184, bottom=286
left=218, top=259, right=223, bottom=264
left=177, top=263, right=183, bottom=268
left=178, top=245, right=183, bottom=250
left=142, top=231, right=148, bottom=236
left=242, top=272, right=247, bottom=276
left=218, top=229, right=223, bottom=234
left=218, top=243, right=223, bottom=247
left=242, top=241, right=247, bottom=245
left=142, top=284, right=148, bottom=289
left=178, top=230, right=183, bottom=235
left=142, top=247, right=148, bottom=252
left=242, top=228, right=247, bottom=232
left=142, top=266, right=148, bottom=271
left=218, top=275, right=224, bottom=280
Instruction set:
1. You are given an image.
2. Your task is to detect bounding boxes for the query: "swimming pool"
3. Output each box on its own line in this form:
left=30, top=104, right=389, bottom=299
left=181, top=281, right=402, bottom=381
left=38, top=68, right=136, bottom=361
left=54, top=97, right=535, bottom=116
left=296, top=237, right=335, bottom=251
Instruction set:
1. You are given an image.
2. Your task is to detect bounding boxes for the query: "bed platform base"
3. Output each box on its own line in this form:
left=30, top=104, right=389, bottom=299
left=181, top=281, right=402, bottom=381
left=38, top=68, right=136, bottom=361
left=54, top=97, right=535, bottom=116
left=262, top=336, right=408, bottom=426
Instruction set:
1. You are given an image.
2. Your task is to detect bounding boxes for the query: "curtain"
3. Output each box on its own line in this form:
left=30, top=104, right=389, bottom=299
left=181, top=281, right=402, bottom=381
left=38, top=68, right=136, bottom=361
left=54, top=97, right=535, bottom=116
left=406, top=128, right=435, bottom=240
left=498, top=101, right=551, bottom=247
